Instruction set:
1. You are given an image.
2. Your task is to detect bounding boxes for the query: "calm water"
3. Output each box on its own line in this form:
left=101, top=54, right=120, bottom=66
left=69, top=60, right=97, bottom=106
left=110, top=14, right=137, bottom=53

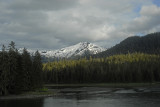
left=1, top=86, right=160, bottom=107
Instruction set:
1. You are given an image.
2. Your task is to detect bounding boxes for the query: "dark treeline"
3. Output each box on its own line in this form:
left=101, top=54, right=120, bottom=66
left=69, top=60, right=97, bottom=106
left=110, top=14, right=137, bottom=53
left=0, top=41, right=43, bottom=95
left=43, top=53, right=160, bottom=84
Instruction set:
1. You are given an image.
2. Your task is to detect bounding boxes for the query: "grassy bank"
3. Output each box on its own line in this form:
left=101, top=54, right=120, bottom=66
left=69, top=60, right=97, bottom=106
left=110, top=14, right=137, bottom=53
left=21, top=87, right=55, bottom=96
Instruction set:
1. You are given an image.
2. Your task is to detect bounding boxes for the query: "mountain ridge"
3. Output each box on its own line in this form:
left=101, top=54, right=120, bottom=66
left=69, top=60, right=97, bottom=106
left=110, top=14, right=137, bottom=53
left=18, top=42, right=106, bottom=61
left=95, top=32, right=160, bottom=57
left=42, top=42, right=105, bottom=58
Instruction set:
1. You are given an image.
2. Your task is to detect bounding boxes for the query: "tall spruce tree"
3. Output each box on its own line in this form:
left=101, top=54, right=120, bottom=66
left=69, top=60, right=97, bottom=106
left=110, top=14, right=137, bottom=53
left=21, top=48, right=32, bottom=90
left=8, top=41, right=18, bottom=93
left=0, top=45, right=9, bottom=95
left=32, top=50, right=43, bottom=89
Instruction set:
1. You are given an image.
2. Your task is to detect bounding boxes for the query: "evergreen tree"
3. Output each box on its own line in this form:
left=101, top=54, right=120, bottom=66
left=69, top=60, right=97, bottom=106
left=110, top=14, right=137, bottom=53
left=43, top=53, right=160, bottom=83
left=21, top=48, right=33, bottom=90
left=0, top=42, right=44, bottom=96
left=32, top=50, right=43, bottom=89
left=8, top=41, right=18, bottom=93
left=0, top=45, right=9, bottom=95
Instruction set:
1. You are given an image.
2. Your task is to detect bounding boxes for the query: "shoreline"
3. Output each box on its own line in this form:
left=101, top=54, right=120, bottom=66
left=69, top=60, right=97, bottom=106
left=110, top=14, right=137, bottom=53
left=0, top=82, right=159, bottom=100
left=0, top=89, right=56, bottom=100
left=0, top=94, right=55, bottom=100
left=45, top=82, right=158, bottom=88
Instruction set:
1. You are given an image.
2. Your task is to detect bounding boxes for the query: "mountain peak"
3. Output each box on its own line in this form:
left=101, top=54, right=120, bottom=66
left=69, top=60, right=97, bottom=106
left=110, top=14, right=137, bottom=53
left=40, top=42, right=106, bottom=59
left=17, top=42, right=106, bottom=61
left=79, top=41, right=88, bottom=43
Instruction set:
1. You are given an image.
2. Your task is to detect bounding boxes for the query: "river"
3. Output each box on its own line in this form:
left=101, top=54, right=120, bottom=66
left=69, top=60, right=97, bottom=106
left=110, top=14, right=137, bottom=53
left=0, top=86, right=160, bottom=107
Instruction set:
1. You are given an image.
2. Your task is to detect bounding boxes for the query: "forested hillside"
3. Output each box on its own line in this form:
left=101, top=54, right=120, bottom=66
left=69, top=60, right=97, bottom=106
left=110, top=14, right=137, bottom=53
left=43, top=53, right=160, bottom=84
left=0, top=41, right=43, bottom=95
left=96, top=32, right=160, bottom=57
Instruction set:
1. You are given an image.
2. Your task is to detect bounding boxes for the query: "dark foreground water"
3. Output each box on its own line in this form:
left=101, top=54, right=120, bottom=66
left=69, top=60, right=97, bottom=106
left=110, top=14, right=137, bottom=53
left=1, top=86, right=160, bottom=107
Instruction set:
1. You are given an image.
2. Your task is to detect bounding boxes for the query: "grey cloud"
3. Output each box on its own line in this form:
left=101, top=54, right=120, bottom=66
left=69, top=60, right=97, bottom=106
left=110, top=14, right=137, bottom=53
left=79, top=0, right=152, bottom=13
left=0, top=0, right=159, bottom=50
left=9, top=0, right=78, bottom=11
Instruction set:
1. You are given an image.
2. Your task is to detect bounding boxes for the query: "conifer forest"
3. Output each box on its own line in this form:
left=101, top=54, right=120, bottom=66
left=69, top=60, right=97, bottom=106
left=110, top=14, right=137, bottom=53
left=43, top=53, right=160, bottom=84
left=0, top=41, right=43, bottom=95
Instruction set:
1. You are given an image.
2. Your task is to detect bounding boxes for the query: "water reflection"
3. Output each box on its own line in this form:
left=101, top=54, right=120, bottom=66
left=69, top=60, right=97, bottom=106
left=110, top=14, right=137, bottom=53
left=43, top=94, right=160, bottom=107
left=42, top=87, right=160, bottom=107
left=44, top=95, right=160, bottom=107
left=0, top=98, right=44, bottom=107
left=1, top=87, right=160, bottom=107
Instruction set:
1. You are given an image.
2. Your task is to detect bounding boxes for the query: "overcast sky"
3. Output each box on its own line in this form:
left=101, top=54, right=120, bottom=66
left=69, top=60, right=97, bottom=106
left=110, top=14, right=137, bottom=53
left=0, top=0, right=160, bottom=50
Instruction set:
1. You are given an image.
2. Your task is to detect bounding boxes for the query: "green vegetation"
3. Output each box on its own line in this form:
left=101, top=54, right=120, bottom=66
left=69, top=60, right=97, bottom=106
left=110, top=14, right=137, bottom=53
left=22, top=87, right=54, bottom=96
left=43, top=53, right=160, bottom=84
left=0, top=41, right=43, bottom=96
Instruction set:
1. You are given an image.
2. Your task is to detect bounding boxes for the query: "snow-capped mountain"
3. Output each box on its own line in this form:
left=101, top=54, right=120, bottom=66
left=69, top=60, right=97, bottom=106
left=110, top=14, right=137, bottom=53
left=18, top=42, right=106, bottom=60
left=41, top=42, right=106, bottom=58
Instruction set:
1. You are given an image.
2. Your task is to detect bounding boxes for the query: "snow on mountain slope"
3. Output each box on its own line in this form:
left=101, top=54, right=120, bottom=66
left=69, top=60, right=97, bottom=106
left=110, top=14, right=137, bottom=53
left=18, top=48, right=36, bottom=55
left=41, top=42, right=106, bottom=58
left=18, top=42, right=106, bottom=59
